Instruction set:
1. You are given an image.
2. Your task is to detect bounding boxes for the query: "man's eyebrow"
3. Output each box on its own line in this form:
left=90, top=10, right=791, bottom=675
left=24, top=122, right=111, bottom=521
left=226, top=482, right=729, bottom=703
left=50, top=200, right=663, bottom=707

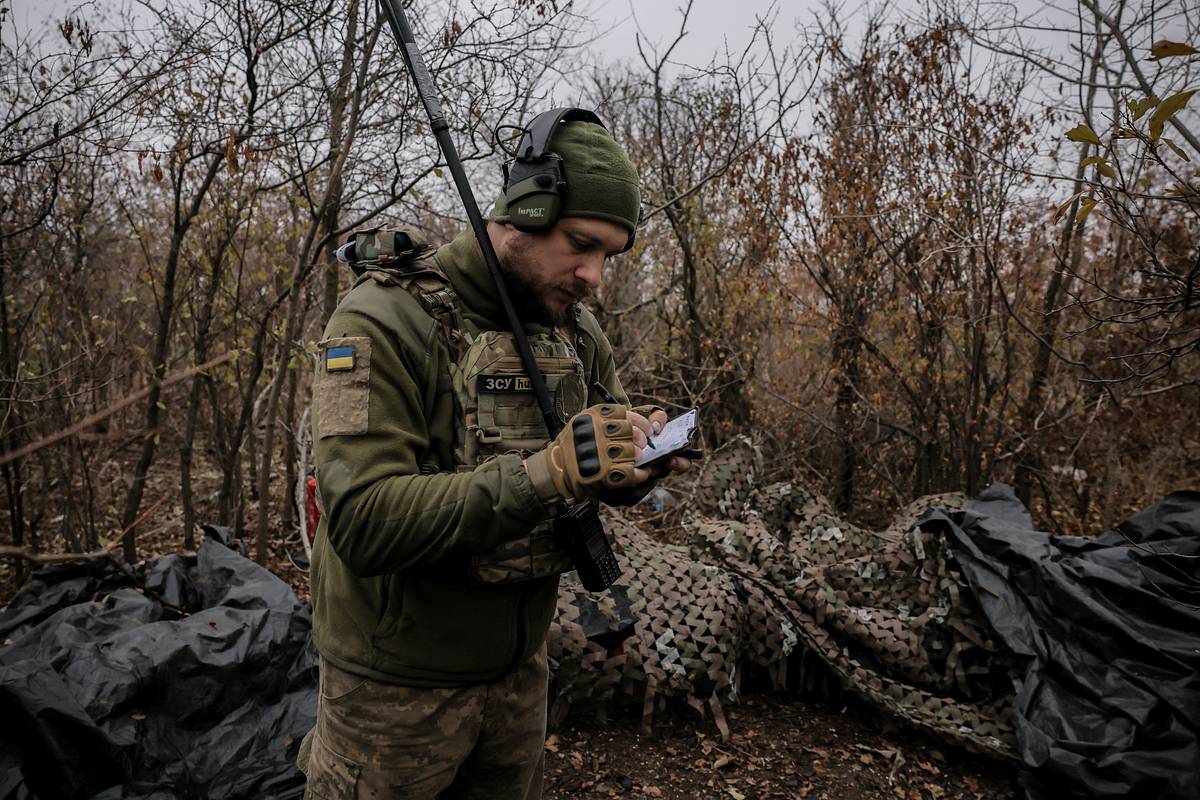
left=568, top=230, right=624, bottom=257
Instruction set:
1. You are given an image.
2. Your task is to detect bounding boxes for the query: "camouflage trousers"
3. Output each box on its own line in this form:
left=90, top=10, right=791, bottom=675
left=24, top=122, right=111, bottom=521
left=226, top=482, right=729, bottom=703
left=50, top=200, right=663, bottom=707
left=298, top=647, right=548, bottom=799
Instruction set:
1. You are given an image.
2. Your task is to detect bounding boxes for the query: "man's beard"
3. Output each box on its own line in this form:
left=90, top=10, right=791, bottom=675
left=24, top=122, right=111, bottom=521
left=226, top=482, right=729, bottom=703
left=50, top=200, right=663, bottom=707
left=500, top=239, right=589, bottom=327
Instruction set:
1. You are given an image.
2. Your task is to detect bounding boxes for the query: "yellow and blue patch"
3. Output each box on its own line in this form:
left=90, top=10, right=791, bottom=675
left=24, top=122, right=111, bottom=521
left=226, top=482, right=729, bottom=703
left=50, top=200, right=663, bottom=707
left=325, top=345, right=356, bottom=372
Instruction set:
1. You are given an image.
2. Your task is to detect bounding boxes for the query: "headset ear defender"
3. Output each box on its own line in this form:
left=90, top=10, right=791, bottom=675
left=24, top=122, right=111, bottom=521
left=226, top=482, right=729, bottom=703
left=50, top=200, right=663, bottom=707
left=501, top=106, right=638, bottom=252
left=502, top=152, right=565, bottom=232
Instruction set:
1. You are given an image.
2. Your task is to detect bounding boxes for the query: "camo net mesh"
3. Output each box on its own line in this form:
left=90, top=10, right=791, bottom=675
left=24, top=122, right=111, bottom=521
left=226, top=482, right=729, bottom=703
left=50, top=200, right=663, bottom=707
left=548, top=437, right=1017, bottom=759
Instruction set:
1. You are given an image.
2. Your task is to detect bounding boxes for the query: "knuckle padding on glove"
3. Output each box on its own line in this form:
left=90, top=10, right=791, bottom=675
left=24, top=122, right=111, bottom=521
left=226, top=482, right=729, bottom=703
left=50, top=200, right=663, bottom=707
left=524, top=402, right=641, bottom=505
left=571, top=415, right=601, bottom=477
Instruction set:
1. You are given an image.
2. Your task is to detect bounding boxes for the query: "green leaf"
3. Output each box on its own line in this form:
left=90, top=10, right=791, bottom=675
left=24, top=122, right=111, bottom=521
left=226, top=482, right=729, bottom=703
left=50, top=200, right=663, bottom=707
left=1075, top=196, right=1097, bottom=224
left=1128, top=95, right=1158, bottom=121
left=1162, top=138, right=1192, bottom=162
left=1065, top=124, right=1102, bottom=145
left=1149, top=40, right=1199, bottom=60
left=1149, top=89, right=1196, bottom=141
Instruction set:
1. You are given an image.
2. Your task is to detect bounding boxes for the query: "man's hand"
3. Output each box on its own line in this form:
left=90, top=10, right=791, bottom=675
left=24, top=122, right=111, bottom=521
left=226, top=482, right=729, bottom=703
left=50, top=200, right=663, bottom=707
left=628, top=405, right=693, bottom=477
left=524, top=403, right=647, bottom=505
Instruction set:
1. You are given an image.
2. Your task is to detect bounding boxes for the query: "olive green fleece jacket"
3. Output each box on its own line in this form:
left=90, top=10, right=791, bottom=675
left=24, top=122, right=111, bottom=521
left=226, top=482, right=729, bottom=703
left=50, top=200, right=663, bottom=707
left=310, top=230, right=631, bottom=687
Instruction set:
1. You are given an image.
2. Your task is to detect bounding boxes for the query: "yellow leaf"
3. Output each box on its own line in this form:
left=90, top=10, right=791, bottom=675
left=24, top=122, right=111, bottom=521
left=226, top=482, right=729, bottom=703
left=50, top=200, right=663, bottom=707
left=1149, top=40, right=1199, bottom=60
left=1065, top=124, right=1101, bottom=145
left=1081, top=156, right=1116, bottom=177
left=1054, top=192, right=1082, bottom=223
left=1116, top=128, right=1140, bottom=140
left=1149, top=89, right=1196, bottom=141
left=1127, top=96, right=1158, bottom=121
left=1075, top=196, right=1097, bottom=224
left=1162, top=138, right=1192, bottom=162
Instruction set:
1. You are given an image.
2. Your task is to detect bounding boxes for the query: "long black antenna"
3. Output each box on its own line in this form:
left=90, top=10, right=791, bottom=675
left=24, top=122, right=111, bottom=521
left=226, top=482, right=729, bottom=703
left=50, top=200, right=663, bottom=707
left=377, top=0, right=562, bottom=438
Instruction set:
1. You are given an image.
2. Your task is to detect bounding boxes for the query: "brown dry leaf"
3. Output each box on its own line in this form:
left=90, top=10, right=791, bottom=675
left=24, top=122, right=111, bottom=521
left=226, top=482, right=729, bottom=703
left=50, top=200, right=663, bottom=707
left=859, top=753, right=875, bottom=765
left=713, top=754, right=732, bottom=770
left=131, top=712, right=146, bottom=721
left=726, top=789, right=747, bottom=800
left=568, top=751, right=584, bottom=770
left=642, top=787, right=664, bottom=797
left=1149, top=40, right=1199, bottom=60
left=1053, top=192, right=1082, bottom=222
left=544, top=735, right=559, bottom=753
left=916, top=760, right=941, bottom=776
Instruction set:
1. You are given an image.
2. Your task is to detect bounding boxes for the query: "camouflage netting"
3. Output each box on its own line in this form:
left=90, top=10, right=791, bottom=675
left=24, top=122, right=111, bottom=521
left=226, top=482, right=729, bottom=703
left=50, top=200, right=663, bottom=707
left=548, top=437, right=1018, bottom=759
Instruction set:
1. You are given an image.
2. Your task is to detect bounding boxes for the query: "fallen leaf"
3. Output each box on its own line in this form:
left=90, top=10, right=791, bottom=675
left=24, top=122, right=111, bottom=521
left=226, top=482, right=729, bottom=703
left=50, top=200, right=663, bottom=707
left=642, top=787, right=664, bottom=797
left=131, top=712, right=145, bottom=721
left=1149, top=40, right=1199, bottom=60
left=568, top=751, right=584, bottom=770
left=544, top=735, right=559, bottom=753
left=713, top=754, right=732, bottom=769
left=727, top=789, right=746, bottom=800
left=860, top=753, right=875, bottom=765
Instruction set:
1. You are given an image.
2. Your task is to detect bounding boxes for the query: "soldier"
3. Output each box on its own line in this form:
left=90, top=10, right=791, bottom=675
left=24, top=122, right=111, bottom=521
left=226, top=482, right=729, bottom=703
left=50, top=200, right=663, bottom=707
left=298, top=111, right=691, bottom=798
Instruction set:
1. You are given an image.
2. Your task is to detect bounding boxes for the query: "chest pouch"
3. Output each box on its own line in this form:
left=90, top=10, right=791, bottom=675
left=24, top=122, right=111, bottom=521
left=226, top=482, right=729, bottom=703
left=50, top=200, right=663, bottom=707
left=455, top=328, right=588, bottom=584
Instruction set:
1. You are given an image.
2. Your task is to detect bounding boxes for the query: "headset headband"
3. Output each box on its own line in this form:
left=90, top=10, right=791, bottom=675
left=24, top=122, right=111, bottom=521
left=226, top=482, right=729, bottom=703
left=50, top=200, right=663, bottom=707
left=514, top=107, right=606, bottom=164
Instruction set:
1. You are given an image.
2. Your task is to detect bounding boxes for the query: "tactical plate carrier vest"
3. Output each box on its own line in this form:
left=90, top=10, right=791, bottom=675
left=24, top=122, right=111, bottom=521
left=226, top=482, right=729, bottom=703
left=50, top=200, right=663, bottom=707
left=347, top=228, right=584, bottom=583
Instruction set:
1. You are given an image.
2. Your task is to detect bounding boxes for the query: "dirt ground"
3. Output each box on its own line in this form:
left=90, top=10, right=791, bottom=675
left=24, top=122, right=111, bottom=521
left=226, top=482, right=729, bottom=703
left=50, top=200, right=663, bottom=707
left=544, top=693, right=1017, bottom=800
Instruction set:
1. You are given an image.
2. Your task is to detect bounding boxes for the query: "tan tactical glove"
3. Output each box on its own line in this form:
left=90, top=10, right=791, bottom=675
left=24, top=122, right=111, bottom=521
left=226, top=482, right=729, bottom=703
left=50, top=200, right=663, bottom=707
left=524, top=403, right=638, bottom=505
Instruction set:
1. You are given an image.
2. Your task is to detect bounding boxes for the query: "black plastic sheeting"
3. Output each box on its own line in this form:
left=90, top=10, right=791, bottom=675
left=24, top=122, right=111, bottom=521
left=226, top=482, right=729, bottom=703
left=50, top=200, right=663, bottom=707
left=0, top=527, right=316, bottom=800
left=922, top=485, right=1200, bottom=800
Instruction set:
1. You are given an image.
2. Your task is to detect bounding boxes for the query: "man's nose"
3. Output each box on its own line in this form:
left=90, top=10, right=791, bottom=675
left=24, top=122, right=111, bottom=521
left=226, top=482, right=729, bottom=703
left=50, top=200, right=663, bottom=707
left=575, top=254, right=604, bottom=289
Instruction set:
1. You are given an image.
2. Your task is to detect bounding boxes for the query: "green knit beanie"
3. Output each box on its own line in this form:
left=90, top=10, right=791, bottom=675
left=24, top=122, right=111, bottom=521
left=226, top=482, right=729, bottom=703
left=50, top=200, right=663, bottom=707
left=490, top=120, right=641, bottom=236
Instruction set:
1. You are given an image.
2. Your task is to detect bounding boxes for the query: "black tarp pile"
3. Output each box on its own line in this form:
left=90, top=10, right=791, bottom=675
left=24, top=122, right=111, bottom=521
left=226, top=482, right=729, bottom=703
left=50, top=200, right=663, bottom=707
left=1, top=483, right=1197, bottom=799
left=922, top=485, right=1200, bottom=799
left=0, top=528, right=316, bottom=800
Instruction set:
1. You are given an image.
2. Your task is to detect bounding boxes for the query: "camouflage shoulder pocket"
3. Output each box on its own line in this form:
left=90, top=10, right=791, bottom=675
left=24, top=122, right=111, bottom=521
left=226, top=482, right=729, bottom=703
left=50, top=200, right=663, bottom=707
left=315, top=336, right=372, bottom=437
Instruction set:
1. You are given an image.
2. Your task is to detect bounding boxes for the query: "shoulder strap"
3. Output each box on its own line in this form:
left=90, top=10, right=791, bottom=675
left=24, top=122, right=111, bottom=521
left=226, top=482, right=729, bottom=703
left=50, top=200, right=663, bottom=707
left=348, top=227, right=470, bottom=361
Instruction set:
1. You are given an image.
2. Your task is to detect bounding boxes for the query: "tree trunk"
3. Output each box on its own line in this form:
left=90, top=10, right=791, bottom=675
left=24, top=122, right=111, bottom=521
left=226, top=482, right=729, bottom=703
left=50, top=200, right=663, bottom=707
left=1013, top=25, right=1108, bottom=508
left=120, top=151, right=225, bottom=560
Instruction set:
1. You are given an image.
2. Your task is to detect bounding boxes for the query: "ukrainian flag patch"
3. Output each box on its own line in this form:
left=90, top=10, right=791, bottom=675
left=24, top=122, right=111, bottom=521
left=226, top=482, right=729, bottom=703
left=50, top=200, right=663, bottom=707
left=325, top=346, right=356, bottom=372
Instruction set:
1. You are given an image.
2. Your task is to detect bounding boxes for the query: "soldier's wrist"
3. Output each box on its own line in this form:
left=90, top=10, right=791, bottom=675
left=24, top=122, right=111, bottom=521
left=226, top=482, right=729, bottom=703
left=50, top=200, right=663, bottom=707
left=523, top=450, right=567, bottom=506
